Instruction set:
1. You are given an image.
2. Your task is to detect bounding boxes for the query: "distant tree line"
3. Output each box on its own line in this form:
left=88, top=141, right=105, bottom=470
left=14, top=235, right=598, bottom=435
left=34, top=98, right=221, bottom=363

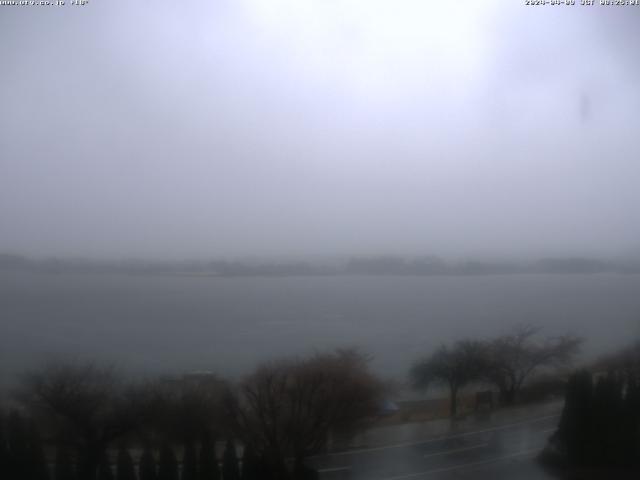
left=0, top=255, right=322, bottom=277
left=3, top=253, right=640, bottom=277
left=0, top=349, right=384, bottom=480
left=346, top=256, right=630, bottom=275
left=410, top=325, right=582, bottom=417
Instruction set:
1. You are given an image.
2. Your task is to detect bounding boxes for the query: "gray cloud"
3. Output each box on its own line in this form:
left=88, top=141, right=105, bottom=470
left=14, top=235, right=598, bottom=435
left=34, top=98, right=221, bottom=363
left=1, top=1, right=639, bottom=259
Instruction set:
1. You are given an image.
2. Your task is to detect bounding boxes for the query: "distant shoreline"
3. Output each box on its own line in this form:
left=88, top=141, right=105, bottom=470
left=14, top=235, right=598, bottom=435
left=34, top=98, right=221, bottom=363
left=2, top=253, right=640, bottom=277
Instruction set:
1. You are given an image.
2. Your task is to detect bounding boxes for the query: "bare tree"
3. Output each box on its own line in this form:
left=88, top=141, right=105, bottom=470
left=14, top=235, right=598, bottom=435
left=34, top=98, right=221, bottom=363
left=411, top=340, right=488, bottom=418
left=19, top=362, right=150, bottom=480
left=485, top=325, right=582, bottom=405
left=228, top=349, right=384, bottom=478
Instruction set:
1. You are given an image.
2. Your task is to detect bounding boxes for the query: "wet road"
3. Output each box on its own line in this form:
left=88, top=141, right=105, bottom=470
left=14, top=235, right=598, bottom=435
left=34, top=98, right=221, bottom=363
left=310, top=414, right=559, bottom=480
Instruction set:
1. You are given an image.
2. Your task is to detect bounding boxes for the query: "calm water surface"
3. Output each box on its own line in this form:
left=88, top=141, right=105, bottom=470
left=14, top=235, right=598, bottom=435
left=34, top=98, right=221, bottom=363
left=1, top=272, right=639, bottom=382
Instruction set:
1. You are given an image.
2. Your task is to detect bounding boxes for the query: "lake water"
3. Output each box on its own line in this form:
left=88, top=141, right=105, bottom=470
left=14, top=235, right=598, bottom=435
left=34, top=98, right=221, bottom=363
left=1, top=272, right=639, bottom=384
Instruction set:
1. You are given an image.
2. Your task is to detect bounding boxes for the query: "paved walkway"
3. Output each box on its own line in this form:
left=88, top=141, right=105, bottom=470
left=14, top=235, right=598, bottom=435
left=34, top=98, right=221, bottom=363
left=311, top=401, right=565, bottom=480
left=342, top=400, right=563, bottom=452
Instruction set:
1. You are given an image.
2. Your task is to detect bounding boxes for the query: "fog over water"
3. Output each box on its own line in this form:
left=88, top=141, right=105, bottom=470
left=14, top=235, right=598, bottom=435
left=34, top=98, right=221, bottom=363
left=1, top=1, right=640, bottom=387
left=2, top=271, right=639, bottom=384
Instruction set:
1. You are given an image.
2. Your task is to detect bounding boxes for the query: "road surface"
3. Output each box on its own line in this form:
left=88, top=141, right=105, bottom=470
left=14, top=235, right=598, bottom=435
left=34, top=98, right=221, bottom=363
left=309, top=413, right=560, bottom=480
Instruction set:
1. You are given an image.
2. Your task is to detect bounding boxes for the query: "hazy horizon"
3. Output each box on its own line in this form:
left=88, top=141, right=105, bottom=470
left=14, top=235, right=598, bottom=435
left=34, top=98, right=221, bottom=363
left=3, top=250, right=640, bottom=266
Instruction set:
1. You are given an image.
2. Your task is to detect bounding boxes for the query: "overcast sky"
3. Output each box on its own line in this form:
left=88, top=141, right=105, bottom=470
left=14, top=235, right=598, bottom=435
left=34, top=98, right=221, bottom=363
left=1, top=1, right=639, bottom=260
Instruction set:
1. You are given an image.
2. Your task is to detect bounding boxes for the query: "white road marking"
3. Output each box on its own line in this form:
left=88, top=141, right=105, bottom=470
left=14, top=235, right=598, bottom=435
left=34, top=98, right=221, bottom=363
left=380, top=448, right=540, bottom=480
left=318, top=466, right=351, bottom=473
left=494, top=424, right=557, bottom=440
left=423, top=443, right=488, bottom=458
left=324, top=413, right=560, bottom=457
